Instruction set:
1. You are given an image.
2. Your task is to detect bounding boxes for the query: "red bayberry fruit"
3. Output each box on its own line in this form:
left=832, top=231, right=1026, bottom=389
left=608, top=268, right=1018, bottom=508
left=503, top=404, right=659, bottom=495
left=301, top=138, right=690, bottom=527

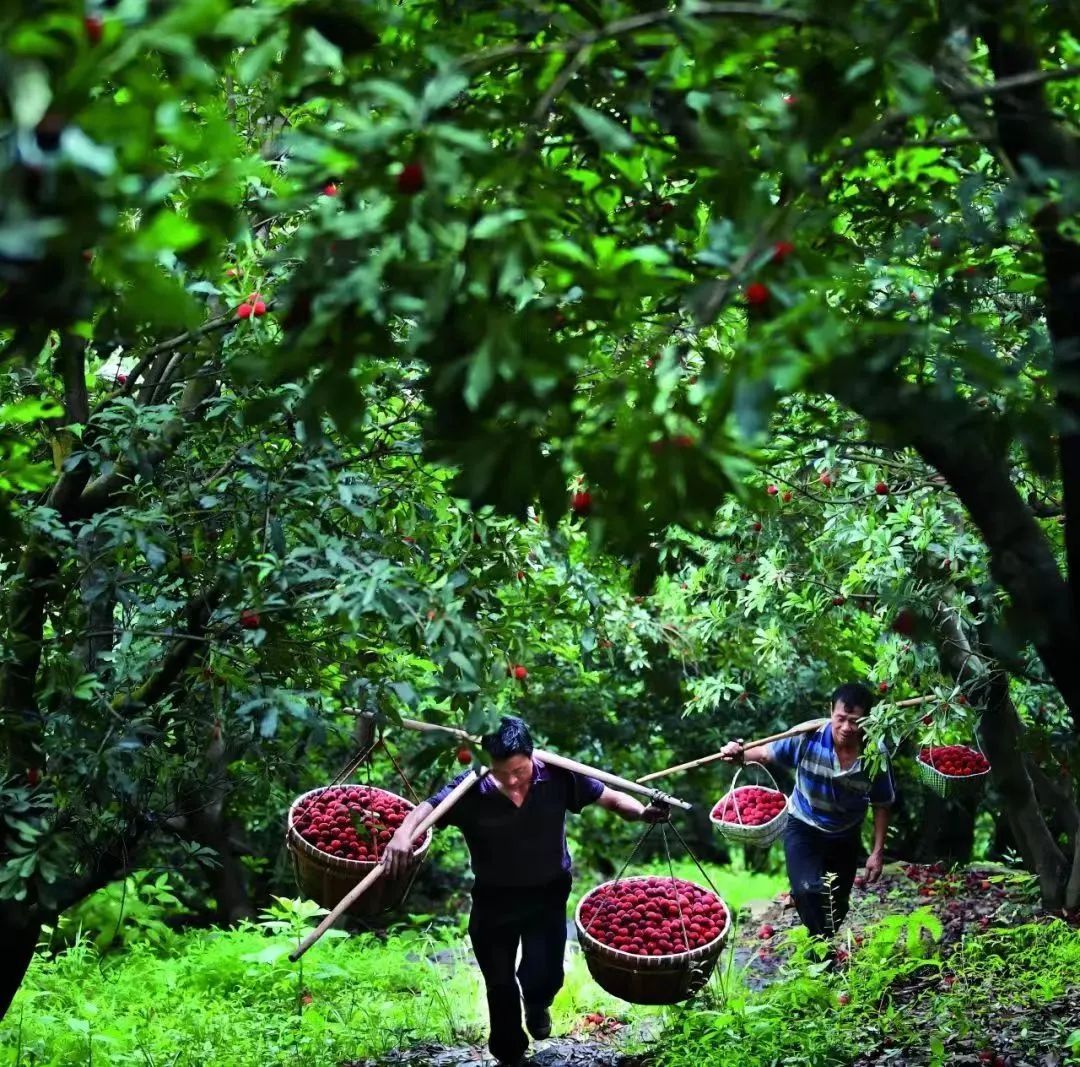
left=818, top=472, right=832, bottom=487
left=570, top=490, right=592, bottom=516
left=751, top=521, right=762, bottom=532
left=892, top=608, right=917, bottom=635
left=832, top=596, right=846, bottom=606
left=739, top=572, right=750, bottom=582
left=781, top=490, right=793, bottom=502
left=322, top=182, right=338, bottom=197
left=456, top=748, right=472, bottom=765
left=836, top=992, right=851, bottom=1006
left=397, top=162, right=425, bottom=195
left=240, top=609, right=261, bottom=630
left=84, top=15, right=104, bottom=44
left=767, top=485, right=779, bottom=496
left=878, top=681, right=889, bottom=694
left=772, top=240, right=795, bottom=263
left=745, top=282, right=770, bottom=306
left=237, top=303, right=253, bottom=319
left=922, top=715, right=932, bottom=725
left=26, top=767, right=41, bottom=787
left=513, top=664, right=528, bottom=681
left=782, top=94, right=798, bottom=107
left=875, top=481, right=889, bottom=495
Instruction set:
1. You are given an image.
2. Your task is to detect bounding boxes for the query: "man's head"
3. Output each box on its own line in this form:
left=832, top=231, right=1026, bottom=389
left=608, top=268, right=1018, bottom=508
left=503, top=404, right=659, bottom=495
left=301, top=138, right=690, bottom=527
left=830, top=683, right=874, bottom=747
left=482, top=716, right=534, bottom=790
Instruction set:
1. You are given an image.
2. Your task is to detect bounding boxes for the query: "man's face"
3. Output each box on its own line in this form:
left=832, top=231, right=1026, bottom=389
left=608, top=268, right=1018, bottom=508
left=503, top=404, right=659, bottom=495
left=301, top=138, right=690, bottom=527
left=491, top=753, right=534, bottom=791
left=831, top=700, right=866, bottom=746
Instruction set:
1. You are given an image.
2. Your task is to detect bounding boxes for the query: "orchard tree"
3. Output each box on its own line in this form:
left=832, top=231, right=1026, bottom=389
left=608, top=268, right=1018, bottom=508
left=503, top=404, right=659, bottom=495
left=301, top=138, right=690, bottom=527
left=4, top=0, right=1080, bottom=1021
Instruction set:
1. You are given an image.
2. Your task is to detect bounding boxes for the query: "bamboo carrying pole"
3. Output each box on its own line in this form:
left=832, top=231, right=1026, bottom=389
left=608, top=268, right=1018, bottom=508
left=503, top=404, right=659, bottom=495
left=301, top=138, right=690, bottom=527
left=288, top=768, right=485, bottom=962
left=397, top=716, right=693, bottom=811
left=636, top=694, right=938, bottom=785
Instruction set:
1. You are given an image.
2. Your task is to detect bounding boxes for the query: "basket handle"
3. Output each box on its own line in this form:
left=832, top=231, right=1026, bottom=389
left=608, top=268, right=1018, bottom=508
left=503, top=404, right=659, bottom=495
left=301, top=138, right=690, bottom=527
left=727, top=760, right=781, bottom=826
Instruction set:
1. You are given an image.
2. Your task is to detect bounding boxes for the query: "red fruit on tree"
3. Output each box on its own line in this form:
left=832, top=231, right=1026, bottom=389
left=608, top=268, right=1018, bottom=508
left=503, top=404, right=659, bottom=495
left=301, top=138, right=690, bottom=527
left=818, top=472, right=832, bottom=487
left=570, top=490, right=592, bottom=516
left=836, top=992, right=851, bottom=1006
left=745, top=282, right=770, bottom=306
left=739, top=572, right=750, bottom=582
left=397, top=161, right=425, bottom=195
left=922, top=715, right=933, bottom=726
left=878, top=681, right=889, bottom=694
left=782, top=94, right=798, bottom=106
left=513, top=664, right=528, bottom=681
left=892, top=608, right=917, bottom=635
left=240, top=609, right=261, bottom=630
left=26, top=767, right=41, bottom=787
left=929, top=234, right=942, bottom=250
left=832, top=596, right=846, bottom=606
left=875, top=481, right=889, bottom=495
left=956, top=695, right=967, bottom=705
left=781, top=490, right=793, bottom=503
left=237, top=303, right=253, bottom=319
left=516, top=570, right=525, bottom=580
left=456, top=748, right=472, bottom=765
left=84, top=14, right=104, bottom=44
left=772, top=240, right=795, bottom=263
left=766, top=485, right=779, bottom=496
left=322, top=182, right=339, bottom=197
left=751, top=521, right=762, bottom=532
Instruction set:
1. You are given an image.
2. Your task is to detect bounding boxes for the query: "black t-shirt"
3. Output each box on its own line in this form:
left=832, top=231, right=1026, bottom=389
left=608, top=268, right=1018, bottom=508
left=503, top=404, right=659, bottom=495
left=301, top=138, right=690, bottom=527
left=425, top=758, right=604, bottom=890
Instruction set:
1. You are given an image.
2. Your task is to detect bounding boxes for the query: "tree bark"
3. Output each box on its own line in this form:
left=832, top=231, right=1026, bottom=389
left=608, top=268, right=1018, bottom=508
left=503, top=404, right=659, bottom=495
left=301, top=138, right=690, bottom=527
left=935, top=606, right=1069, bottom=905
left=0, top=910, right=41, bottom=1019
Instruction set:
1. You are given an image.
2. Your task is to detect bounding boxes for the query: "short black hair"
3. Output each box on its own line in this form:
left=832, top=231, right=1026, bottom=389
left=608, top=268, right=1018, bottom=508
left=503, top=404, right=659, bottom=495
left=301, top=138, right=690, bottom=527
left=831, top=683, right=874, bottom=715
left=481, top=716, right=534, bottom=759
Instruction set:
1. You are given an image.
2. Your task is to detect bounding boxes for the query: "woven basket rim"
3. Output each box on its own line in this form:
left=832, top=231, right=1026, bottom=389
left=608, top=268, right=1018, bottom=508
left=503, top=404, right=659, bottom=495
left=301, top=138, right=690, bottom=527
left=287, top=784, right=432, bottom=873
left=915, top=755, right=991, bottom=781
left=709, top=789, right=789, bottom=833
left=574, top=876, right=731, bottom=968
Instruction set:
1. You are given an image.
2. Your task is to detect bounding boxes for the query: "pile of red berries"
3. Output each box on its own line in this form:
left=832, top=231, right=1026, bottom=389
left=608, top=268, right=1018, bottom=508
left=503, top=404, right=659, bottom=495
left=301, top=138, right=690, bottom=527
left=918, top=745, right=989, bottom=777
left=711, top=786, right=787, bottom=826
left=579, top=876, right=728, bottom=956
left=290, top=786, right=427, bottom=863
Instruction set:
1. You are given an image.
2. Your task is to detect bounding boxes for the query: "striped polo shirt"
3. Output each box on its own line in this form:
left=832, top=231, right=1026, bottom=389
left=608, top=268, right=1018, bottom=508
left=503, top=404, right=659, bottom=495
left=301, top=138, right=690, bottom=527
left=769, top=723, right=895, bottom=835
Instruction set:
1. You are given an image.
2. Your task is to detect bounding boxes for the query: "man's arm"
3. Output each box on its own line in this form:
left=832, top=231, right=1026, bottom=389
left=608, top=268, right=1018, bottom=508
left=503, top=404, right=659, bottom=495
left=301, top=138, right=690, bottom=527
left=385, top=801, right=433, bottom=878
left=596, top=787, right=668, bottom=822
left=863, top=804, right=890, bottom=883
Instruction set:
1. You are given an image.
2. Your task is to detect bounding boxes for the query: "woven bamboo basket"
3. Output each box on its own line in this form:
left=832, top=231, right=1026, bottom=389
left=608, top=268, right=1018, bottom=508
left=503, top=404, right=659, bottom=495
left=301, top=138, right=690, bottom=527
left=286, top=785, right=432, bottom=917
left=574, top=876, right=731, bottom=1005
left=709, top=763, right=789, bottom=848
left=915, top=748, right=990, bottom=799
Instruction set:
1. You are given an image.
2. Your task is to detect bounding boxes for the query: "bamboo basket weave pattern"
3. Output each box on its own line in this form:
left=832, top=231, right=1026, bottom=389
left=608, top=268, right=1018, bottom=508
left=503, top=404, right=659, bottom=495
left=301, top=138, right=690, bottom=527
left=709, top=762, right=789, bottom=847
left=915, top=748, right=990, bottom=799
left=574, top=876, right=731, bottom=1005
left=286, top=785, right=432, bottom=917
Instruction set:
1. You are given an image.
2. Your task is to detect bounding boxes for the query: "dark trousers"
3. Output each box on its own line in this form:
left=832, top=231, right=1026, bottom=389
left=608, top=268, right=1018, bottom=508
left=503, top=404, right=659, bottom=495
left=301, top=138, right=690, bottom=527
left=468, top=873, right=571, bottom=1064
left=783, top=818, right=863, bottom=939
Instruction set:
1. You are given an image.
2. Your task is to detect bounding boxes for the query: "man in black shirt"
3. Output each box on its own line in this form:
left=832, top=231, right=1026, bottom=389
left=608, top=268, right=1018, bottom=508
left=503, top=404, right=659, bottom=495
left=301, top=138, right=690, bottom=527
left=385, top=717, right=667, bottom=1067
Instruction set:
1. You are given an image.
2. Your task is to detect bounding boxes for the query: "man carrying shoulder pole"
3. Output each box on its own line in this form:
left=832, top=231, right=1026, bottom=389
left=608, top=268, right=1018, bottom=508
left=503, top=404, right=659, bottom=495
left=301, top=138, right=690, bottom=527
left=720, top=683, right=895, bottom=944
left=384, top=716, right=669, bottom=1067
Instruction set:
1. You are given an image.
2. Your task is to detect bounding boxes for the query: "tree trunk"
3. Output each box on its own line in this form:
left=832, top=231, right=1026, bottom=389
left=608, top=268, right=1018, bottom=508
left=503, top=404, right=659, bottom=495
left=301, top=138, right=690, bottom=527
left=912, top=790, right=976, bottom=865
left=0, top=909, right=41, bottom=1020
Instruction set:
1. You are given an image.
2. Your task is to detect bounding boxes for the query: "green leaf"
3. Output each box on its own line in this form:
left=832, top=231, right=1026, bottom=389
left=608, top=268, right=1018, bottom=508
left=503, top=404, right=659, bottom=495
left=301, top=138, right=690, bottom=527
left=570, top=103, right=635, bottom=153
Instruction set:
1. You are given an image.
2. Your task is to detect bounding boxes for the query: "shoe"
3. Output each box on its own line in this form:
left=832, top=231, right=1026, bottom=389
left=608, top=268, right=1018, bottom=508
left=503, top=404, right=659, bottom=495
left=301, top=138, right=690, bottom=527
left=524, top=1005, right=551, bottom=1041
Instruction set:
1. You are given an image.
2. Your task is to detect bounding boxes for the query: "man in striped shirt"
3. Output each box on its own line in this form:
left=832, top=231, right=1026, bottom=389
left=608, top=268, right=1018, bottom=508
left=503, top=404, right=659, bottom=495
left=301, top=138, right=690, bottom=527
left=721, top=683, right=894, bottom=940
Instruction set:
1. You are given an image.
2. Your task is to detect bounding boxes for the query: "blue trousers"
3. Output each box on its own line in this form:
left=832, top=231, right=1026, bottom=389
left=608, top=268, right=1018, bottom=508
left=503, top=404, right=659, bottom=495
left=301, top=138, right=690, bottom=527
left=468, top=873, right=570, bottom=1063
left=783, top=818, right=863, bottom=938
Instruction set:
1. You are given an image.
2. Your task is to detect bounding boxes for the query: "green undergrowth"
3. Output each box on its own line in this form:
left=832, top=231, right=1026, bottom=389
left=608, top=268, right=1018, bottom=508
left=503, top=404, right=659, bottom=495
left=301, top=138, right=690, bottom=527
left=4, top=885, right=1078, bottom=1067
left=651, top=913, right=1080, bottom=1067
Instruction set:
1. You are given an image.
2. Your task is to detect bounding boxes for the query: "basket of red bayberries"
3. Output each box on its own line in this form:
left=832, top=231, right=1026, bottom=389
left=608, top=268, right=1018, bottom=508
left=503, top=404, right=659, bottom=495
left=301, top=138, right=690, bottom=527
left=575, top=875, right=731, bottom=1004
left=709, top=763, right=789, bottom=847
left=286, top=784, right=431, bottom=916
left=916, top=744, right=990, bottom=798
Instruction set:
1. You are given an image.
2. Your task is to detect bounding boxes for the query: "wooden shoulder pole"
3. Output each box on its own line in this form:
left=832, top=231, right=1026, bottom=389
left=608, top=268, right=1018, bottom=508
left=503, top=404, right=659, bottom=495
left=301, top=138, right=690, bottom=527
left=396, top=717, right=692, bottom=811
left=288, top=768, right=485, bottom=963
left=637, top=693, right=938, bottom=784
